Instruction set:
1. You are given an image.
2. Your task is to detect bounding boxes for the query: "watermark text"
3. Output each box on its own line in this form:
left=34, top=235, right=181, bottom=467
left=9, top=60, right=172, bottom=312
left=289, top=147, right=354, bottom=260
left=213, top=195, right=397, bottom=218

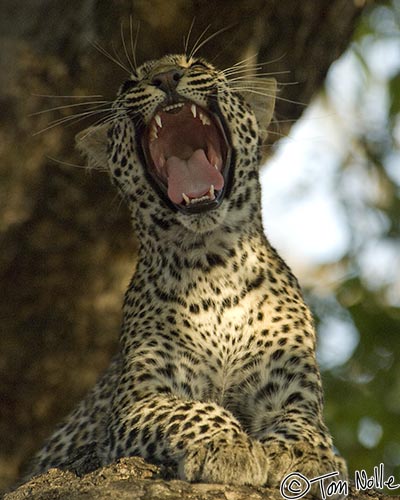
left=280, top=463, right=399, bottom=499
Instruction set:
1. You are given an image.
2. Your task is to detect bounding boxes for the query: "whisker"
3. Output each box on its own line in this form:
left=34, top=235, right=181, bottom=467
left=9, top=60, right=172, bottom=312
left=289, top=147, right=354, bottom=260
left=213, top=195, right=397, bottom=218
left=41, top=108, right=113, bottom=129
left=73, top=113, right=119, bottom=143
left=258, top=52, right=288, bottom=66
left=229, top=79, right=298, bottom=87
left=221, top=58, right=261, bottom=76
left=224, top=53, right=259, bottom=70
left=189, top=24, right=234, bottom=59
left=223, top=87, right=306, bottom=106
left=75, top=106, right=131, bottom=143
left=30, top=100, right=110, bottom=117
left=120, top=21, right=135, bottom=74
left=271, top=117, right=298, bottom=124
left=258, top=131, right=297, bottom=147
left=90, top=39, right=131, bottom=75
left=223, top=68, right=263, bottom=78
left=43, top=102, right=113, bottom=122
left=184, top=17, right=196, bottom=57
left=188, top=25, right=211, bottom=60
left=209, top=33, right=254, bottom=67
left=225, top=66, right=290, bottom=76
left=111, top=41, right=132, bottom=75
left=226, top=71, right=291, bottom=81
left=222, top=53, right=288, bottom=77
left=32, top=93, right=104, bottom=99
left=110, top=190, right=127, bottom=214
left=33, top=107, right=118, bottom=136
left=46, top=155, right=108, bottom=172
left=130, top=17, right=140, bottom=71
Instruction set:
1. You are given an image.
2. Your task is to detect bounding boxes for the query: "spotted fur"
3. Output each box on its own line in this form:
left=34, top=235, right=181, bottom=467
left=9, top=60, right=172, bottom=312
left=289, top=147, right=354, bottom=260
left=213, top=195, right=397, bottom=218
left=28, top=54, right=347, bottom=493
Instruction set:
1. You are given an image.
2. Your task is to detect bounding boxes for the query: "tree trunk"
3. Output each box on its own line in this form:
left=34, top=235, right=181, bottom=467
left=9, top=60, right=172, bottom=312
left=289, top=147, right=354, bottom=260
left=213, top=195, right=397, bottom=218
left=0, top=0, right=368, bottom=492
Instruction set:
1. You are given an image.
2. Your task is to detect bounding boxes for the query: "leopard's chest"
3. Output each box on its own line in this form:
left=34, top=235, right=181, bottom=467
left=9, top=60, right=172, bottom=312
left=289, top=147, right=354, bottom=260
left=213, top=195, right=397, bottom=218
left=121, top=229, right=290, bottom=403
left=182, top=305, right=263, bottom=403
left=123, top=274, right=272, bottom=404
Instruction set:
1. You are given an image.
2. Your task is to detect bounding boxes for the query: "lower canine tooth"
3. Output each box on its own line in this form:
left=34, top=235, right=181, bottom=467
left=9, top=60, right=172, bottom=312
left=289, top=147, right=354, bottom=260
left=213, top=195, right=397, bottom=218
left=182, top=193, right=190, bottom=205
left=200, top=113, right=210, bottom=126
left=150, top=125, right=158, bottom=140
left=209, top=185, right=215, bottom=199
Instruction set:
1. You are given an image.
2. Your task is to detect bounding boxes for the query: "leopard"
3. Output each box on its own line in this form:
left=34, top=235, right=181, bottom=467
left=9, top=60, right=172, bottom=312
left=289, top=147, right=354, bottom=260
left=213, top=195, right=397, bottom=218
left=27, top=53, right=347, bottom=496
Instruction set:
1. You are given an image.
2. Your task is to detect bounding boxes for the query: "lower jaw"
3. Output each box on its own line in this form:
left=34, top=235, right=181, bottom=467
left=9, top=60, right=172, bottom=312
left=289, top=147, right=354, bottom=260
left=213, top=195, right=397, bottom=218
left=175, top=202, right=229, bottom=234
left=147, top=148, right=233, bottom=215
left=173, top=195, right=222, bottom=214
left=143, top=168, right=228, bottom=215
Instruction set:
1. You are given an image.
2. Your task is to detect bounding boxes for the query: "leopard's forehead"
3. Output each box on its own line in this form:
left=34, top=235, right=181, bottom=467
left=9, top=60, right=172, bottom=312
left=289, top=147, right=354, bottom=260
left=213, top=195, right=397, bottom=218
left=135, top=54, right=215, bottom=79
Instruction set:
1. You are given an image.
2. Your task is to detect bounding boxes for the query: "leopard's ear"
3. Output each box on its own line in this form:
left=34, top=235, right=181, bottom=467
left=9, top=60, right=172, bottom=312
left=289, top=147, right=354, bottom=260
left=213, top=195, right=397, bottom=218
left=75, top=124, right=109, bottom=170
left=241, top=78, right=276, bottom=144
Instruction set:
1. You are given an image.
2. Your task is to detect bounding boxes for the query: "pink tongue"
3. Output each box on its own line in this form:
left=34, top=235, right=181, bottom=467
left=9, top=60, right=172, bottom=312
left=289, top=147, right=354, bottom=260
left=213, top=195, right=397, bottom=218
left=166, top=149, right=224, bottom=204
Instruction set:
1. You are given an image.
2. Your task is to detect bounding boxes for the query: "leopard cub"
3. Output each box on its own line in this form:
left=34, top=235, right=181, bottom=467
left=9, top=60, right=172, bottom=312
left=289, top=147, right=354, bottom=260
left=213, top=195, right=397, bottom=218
left=29, top=54, right=347, bottom=496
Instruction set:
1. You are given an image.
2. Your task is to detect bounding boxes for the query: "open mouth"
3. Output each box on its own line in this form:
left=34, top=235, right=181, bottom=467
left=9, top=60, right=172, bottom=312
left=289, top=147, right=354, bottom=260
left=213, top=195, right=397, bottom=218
left=141, top=101, right=232, bottom=213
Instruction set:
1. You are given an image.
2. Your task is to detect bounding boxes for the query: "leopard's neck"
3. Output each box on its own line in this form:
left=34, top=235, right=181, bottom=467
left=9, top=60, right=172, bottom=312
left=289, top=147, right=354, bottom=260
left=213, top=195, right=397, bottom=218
left=128, top=212, right=296, bottom=300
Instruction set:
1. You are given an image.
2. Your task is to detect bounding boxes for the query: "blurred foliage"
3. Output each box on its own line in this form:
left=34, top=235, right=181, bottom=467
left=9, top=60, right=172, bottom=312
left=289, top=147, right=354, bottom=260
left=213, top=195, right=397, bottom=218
left=304, top=0, right=400, bottom=492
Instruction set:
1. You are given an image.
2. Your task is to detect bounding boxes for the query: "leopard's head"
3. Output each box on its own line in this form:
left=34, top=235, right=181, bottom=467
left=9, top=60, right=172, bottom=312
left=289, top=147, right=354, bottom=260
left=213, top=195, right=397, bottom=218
left=77, top=54, right=276, bottom=235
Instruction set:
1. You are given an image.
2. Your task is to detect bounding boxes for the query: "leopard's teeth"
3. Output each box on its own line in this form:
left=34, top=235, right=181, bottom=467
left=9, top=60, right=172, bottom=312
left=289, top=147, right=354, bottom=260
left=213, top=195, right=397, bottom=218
left=164, top=103, right=184, bottom=112
left=209, top=184, right=215, bottom=199
left=190, top=194, right=212, bottom=204
left=191, top=104, right=197, bottom=118
left=199, top=112, right=210, bottom=126
left=182, top=186, right=216, bottom=205
left=190, top=196, right=208, bottom=204
left=155, top=114, right=162, bottom=128
left=150, top=124, right=158, bottom=141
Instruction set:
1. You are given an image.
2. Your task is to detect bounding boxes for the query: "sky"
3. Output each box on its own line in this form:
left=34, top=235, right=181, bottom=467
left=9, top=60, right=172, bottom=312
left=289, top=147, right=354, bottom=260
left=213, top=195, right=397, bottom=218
left=261, top=32, right=400, bottom=266
left=259, top=27, right=400, bottom=368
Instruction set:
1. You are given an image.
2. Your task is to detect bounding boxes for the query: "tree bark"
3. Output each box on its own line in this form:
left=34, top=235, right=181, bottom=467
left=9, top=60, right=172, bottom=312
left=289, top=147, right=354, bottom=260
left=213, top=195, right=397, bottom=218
left=4, top=457, right=388, bottom=500
left=0, top=0, right=367, bottom=492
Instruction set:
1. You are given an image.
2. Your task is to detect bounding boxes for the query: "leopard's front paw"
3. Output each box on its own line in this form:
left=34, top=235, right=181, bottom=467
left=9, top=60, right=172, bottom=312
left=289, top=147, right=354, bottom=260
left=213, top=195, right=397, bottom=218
left=267, top=442, right=347, bottom=499
left=180, top=434, right=269, bottom=486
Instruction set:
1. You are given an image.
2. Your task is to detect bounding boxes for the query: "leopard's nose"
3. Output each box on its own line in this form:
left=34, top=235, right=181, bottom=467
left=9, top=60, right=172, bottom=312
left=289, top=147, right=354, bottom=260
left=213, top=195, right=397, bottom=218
left=151, top=69, right=183, bottom=93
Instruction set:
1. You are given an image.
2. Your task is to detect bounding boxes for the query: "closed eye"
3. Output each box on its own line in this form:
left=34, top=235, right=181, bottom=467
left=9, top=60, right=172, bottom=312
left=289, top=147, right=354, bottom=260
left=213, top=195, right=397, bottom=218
left=190, top=61, right=209, bottom=70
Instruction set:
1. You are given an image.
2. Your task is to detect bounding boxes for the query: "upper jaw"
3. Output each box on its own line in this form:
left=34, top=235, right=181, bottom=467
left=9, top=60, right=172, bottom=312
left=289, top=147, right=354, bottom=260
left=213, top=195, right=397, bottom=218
left=139, top=97, right=233, bottom=215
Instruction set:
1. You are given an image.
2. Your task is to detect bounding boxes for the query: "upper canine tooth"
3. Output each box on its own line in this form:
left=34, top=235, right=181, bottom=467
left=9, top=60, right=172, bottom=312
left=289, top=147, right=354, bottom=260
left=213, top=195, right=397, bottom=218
left=191, top=104, right=197, bottom=118
left=155, top=114, right=162, bottom=128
